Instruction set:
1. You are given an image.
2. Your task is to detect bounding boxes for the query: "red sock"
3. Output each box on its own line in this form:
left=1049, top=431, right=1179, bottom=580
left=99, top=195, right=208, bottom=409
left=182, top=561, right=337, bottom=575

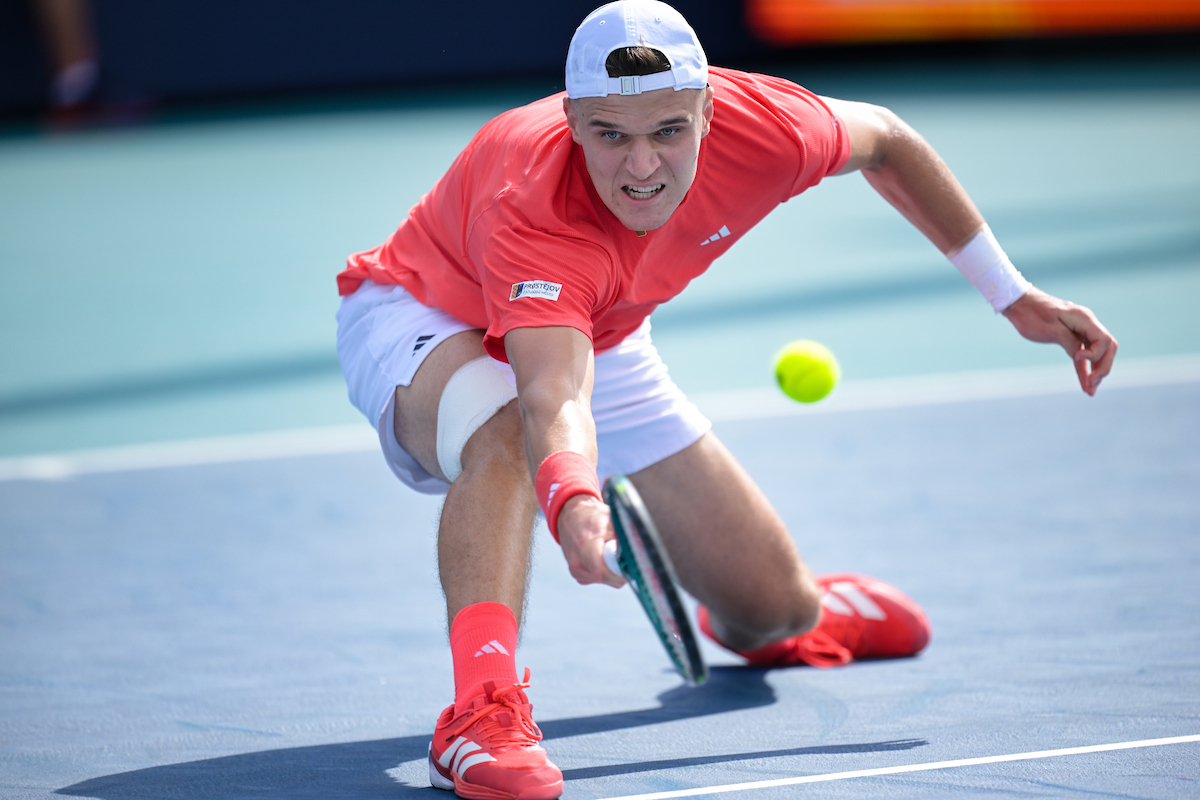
left=450, top=602, right=519, bottom=712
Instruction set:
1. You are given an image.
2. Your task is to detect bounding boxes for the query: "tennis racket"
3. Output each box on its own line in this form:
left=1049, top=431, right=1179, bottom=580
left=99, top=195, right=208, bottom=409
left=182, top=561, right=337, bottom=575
left=602, top=474, right=707, bottom=686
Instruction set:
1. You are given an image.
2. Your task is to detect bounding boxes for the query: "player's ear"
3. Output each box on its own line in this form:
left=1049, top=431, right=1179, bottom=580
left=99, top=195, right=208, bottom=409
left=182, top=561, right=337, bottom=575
left=563, top=97, right=584, bottom=144
left=699, top=85, right=714, bottom=138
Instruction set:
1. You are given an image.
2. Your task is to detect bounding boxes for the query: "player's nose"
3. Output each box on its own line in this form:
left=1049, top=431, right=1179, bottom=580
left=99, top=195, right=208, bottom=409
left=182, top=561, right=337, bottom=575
left=625, top=137, right=660, bottom=180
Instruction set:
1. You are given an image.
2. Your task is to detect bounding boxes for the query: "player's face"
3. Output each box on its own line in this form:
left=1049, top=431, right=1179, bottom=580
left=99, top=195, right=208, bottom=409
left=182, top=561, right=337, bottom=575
left=564, top=86, right=714, bottom=232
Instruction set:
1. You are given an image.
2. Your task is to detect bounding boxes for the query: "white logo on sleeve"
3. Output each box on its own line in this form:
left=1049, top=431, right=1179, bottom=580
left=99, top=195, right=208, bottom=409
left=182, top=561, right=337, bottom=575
left=509, top=280, right=563, bottom=301
left=699, top=224, right=731, bottom=246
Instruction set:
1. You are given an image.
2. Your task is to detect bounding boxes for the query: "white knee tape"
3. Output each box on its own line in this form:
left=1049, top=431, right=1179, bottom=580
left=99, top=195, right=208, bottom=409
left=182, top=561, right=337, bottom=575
left=436, top=357, right=518, bottom=483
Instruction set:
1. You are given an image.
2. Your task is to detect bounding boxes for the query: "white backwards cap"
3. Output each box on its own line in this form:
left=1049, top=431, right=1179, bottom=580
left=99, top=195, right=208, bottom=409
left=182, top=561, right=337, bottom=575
left=565, top=0, right=708, bottom=99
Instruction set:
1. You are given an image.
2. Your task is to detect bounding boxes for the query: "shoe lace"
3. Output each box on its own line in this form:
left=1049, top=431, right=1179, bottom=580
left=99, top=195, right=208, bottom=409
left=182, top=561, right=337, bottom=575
left=789, top=629, right=853, bottom=668
left=449, top=668, right=543, bottom=750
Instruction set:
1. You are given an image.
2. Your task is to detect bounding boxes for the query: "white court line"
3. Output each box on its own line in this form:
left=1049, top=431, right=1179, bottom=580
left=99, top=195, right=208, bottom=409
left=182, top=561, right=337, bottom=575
left=0, top=424, right=379, bottom=482
left=597, top=734, right=1200, bottom=800
left=1, top=353, right=1197, bottom=482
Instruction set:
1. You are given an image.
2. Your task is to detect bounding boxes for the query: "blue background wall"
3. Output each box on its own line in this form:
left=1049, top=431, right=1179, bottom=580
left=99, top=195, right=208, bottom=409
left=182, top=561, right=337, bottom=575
left=0, top=0, right=753, bottom=113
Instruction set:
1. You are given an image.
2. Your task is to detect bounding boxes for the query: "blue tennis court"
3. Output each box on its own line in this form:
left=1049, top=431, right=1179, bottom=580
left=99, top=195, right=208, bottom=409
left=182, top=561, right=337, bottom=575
left=2, top=53, right=1199, bottom=799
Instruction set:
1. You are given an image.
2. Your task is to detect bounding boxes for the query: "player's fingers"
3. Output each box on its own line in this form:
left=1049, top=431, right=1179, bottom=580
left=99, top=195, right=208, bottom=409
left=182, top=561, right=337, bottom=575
left=601, top=539, right=626, bottom=588
left=591, top=537, right=625, bottom=588
left=1061, top=305, right=1117, bottom=393
left=1073, top=348, right=1094, bottom=396
left=601, top=566, right=626, bottom=589
left=1086, top=336, right=1118, bottom=391
left=1056, top=327, right=1092, bottom=387
left=566, top=550, right=606, bottom=586
left=593, top=510, right=625, bottom=588
left=566, top=535, right=625, bottom=588
left=559, top=495, right=620, bottom=586
left=1062, top=305, right=1113, bottom=357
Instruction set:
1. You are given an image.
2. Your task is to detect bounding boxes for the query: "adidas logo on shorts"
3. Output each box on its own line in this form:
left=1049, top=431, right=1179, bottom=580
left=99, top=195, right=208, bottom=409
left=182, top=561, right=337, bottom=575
left=412, top=334, right=434, bottom=355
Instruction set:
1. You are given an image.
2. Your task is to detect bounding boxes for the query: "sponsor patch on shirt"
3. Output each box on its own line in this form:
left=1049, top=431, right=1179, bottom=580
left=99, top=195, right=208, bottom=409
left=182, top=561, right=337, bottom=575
left=509, top=280, right=562, bottom=301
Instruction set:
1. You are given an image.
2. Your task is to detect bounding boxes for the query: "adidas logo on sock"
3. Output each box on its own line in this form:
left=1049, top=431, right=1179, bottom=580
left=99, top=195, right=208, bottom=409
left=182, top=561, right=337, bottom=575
left=821, top=582, right=887, bottom=620
left=473, top=639, right=510, bottom=658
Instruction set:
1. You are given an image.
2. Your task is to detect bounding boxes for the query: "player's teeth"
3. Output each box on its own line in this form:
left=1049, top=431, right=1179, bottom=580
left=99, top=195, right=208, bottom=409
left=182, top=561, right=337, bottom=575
left=626, top=185, right=662, bottom=199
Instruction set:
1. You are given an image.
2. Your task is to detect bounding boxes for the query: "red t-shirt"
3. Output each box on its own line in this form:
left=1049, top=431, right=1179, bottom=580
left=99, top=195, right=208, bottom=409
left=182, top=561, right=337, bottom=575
left=337, top=67, right=850, bottom=362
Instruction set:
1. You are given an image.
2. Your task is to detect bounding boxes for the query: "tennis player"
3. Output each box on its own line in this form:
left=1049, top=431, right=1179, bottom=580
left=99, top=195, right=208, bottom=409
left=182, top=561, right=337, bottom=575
left=335, top=2, right=1117, bottom=797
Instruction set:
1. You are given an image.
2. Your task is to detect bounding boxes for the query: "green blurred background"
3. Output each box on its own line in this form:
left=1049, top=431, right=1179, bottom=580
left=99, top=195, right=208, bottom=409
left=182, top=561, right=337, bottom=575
left=1, top=2, right=1198, bottom=460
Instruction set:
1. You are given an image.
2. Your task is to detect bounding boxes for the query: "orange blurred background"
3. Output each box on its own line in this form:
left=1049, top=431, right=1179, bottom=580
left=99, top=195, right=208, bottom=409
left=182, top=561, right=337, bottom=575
left=747, top=0, right=1200, bottom=45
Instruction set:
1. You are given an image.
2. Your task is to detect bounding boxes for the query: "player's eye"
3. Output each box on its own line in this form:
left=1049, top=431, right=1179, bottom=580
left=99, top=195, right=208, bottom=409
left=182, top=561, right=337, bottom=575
left=658, top=127, right=679, bottom=137
left=601, top=131, right=622, bottom=141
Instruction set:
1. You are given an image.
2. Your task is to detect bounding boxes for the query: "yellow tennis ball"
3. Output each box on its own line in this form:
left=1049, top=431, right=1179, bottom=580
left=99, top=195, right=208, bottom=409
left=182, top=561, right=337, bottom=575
left=773, top=340, right=840, bottom=403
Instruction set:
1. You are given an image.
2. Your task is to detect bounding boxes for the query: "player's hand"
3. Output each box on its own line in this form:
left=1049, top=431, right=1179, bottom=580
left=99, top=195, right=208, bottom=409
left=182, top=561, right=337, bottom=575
left=557, top=494, right=626, bottom=589
left=1002, top=287, right=1118, bottom=396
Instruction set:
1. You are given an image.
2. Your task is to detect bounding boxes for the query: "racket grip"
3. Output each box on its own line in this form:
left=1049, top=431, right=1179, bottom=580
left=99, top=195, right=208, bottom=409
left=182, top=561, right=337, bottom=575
left=602, top=539, right=621, bottom=578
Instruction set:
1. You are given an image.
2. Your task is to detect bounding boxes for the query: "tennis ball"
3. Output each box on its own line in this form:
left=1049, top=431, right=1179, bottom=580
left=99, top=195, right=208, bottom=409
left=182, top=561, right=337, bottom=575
left=773, top=340, right=840, bottom=403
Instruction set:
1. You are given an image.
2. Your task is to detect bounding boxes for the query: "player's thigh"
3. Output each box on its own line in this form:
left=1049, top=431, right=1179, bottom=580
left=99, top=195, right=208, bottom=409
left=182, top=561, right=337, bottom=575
left=393, top=329, right=492, bottom=481
left=628, top=431, right=819, bottom=627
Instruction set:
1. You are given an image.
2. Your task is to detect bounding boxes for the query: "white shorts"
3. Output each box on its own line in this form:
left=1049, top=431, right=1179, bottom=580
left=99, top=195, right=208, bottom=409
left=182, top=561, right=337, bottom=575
left=335, top=281, right=711, bottom=494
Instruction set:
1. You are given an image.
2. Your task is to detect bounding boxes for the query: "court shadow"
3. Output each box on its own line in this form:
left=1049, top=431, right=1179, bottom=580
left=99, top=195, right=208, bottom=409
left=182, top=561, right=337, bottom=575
left=539, top=666, right=778, bottom=740
left=561, top=738, right=929, bottom=780
left=56, top=667, right=778, bottom=799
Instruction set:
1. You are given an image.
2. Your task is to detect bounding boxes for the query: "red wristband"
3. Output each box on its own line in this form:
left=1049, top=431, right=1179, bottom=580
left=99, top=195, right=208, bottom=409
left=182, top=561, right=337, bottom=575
left=534, top=451, right=601, bottom=543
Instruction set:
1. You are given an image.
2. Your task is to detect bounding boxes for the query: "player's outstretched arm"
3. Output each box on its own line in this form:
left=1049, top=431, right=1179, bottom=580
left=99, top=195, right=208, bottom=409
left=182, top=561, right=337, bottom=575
left=820, top=95, right=983, bottom=253
left=506, top=325, right=624, bottom=588
left=820, top=96, right=1118, bottom=394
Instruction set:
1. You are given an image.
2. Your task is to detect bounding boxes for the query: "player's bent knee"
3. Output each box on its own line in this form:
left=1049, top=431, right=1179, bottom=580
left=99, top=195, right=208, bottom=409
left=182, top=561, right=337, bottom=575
left=779, top=574, right=822, bottom=635
left=764, top=598, right=821, bottom=640
left=787, top=587, right=822, bottom=637
left=436, top=357, right=518, bottom=482
left=725, top=577, right=821, bottom=643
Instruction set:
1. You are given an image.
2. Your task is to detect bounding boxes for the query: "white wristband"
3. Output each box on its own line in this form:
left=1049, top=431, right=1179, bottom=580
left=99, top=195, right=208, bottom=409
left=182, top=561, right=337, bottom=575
left=948, top=225, right=1031, bottom=313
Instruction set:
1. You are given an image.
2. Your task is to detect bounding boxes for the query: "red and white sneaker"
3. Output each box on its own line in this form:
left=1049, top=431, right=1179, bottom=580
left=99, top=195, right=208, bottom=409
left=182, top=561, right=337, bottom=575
left=698, top=573, right=931, bottom=668
left=428, top=668, right=563, bottom=800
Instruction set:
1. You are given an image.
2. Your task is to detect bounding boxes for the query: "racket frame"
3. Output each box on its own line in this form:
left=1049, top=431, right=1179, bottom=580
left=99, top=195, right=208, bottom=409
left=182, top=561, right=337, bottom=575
left=603, top=474, right=708, bottom=686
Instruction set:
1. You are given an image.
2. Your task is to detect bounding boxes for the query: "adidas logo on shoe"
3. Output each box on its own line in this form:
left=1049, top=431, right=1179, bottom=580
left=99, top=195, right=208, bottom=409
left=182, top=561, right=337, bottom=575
left=436, top=735, right=497, bottom=780
left=811, top=573, right=931, bottom=663
left=429, top=669, right=563, bottom=800
left=821, top=580, right=887, bottom=620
